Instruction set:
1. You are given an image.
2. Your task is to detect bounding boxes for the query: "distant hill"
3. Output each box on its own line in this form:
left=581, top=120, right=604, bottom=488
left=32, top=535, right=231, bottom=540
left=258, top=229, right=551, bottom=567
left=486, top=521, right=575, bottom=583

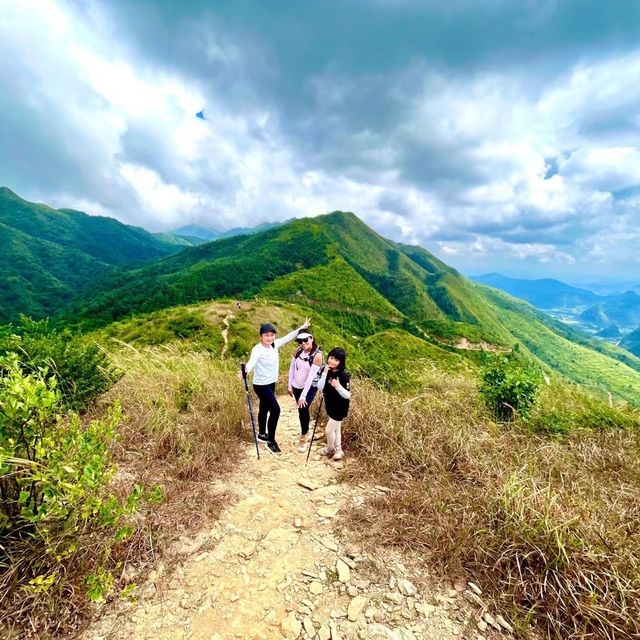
left=580, top=291, right=640, bottom=330
left=620, top=327, right=640, bottom=357
left=171, top=220, right=287, bottom=242
left=0, top=187, right=188, bottom=322
left=472, top=273, right=601, bottom=308
left=597, top=324, right=621, bottom=338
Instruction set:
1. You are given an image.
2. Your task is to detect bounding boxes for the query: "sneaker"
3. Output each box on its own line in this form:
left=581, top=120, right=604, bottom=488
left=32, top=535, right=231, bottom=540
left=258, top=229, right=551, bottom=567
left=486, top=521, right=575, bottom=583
left=332, top=448, right=344, bottom=461
left=257, top=433, right=269, bottom=444
left=297, top=436, right=309, bottom=453
left=266, top=440, right=282, bottom=456
left=320, top=446, right=335, bottom=457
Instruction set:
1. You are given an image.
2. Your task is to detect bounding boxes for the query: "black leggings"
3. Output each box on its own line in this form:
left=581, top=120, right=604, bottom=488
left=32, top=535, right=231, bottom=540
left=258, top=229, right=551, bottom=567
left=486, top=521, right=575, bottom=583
left=253, top=383, right=280, bottom=441
left=292, top=386, right=318, bottom=436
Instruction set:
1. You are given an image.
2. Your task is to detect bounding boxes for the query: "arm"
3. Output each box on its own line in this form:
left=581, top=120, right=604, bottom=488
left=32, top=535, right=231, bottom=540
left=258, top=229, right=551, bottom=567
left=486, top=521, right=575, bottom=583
left=274, top=325, right=304, bottom=349
left=274, top=317, right=311, bottom=349
left=335, top=383, right=351, bottom=400
left=330, top=373, right=351, bottom=399
left=316, top=366, right=328, bottom=392
left=301, top=352, right=323, bottom=397
left=287, top=356, right=296, bottom=391
left=244, top=345, right=260, bottom=374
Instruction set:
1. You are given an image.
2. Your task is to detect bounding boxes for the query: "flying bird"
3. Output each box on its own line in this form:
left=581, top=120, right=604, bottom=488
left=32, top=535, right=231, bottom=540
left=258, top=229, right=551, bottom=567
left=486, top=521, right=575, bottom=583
left=196, top=110, right=206, bottom=121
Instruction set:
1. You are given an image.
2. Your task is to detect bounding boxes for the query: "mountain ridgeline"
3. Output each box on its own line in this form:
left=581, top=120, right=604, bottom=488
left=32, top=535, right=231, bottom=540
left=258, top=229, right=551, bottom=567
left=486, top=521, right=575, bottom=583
left=64, top=210, right=640, bottom=403
left=0, top=187, right=193, bottom=323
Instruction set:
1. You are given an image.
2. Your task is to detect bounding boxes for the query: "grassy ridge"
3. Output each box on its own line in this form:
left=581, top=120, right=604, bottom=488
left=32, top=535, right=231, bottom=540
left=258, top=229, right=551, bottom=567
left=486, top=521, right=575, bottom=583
left=480, top=287, right=640, bottom=403
left=344, top=377, right=640, bottom=639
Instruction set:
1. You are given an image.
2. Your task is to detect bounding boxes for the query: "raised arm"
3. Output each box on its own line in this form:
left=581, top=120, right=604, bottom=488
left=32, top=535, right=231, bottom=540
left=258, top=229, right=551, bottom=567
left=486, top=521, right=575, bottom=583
left=274, top=317, right=311, bottom=349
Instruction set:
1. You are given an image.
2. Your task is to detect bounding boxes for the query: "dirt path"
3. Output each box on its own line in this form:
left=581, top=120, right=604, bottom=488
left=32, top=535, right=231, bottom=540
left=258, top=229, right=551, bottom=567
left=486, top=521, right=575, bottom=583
left=84, top=402, right=497, bottom=640
left=221, top=313, right=234, bottom=359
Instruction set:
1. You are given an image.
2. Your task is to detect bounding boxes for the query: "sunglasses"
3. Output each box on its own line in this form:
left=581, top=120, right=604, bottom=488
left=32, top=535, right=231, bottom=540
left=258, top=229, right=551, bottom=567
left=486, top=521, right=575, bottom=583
left=296, top=337, right=311, bottom=343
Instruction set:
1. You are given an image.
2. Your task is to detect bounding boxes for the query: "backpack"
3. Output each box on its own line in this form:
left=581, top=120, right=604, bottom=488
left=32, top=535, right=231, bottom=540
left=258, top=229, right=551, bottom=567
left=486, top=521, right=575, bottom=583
left=294, top=346, right=323, bottom=386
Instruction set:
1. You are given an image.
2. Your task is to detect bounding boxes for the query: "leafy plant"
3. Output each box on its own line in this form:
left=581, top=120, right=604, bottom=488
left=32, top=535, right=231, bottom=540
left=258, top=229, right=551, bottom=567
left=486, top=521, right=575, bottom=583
left=0, top=316, right=118, bottom=411
left=0, top=356, right=138, bottom=633
left=480, top=350, right=542, bottom=420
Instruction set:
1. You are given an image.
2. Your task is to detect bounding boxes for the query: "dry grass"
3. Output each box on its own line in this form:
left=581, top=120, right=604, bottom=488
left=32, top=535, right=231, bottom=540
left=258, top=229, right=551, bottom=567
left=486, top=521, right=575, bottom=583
left=342, top=377, right=640, bottom=639
left=99, top=343, right=248, bottom=533
left=2, top=344, right=248, bottom=639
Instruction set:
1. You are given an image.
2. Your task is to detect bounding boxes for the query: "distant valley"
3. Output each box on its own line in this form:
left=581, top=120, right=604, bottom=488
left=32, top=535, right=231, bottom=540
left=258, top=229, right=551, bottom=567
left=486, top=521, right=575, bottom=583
left=472, top=273, right=640, bottom=355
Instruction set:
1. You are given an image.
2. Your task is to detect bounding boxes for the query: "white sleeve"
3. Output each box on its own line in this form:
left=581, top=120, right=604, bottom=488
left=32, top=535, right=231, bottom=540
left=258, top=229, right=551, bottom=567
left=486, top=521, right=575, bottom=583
left=316, top=367, right=328, bottom=391
left=274, top=325, right=305, bottom=349
left=245, top=345, right=260, bottom=374
left=335, top=383, right=351, bottom=400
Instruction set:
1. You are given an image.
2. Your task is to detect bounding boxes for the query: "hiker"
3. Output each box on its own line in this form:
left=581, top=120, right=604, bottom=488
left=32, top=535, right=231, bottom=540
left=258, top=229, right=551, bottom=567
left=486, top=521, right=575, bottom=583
left=242, top=318, right=311, bottom=455
left=317, top=347, right=351, bottom=461
left=287, top=331, right=323, bottom=453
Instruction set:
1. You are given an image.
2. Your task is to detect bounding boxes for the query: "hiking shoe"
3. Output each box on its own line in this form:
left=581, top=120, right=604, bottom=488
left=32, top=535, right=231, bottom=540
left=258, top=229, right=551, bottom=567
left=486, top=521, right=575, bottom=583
left=257, top=433, right=269, bottom=444
left=297, top=436, right=309, bottom=453
left=332, top=448, right=344, bottom=461
left=320, top=446, right=335, bottom=457
left=266, top=440, right=282, bottom=456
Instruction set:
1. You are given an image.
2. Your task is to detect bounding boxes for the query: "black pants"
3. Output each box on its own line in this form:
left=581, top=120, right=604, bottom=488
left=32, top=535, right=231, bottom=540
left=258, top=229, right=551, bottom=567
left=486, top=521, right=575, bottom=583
left=253, top=383, right=280, bottom=441
left=292, top=386, right=318, bottom=436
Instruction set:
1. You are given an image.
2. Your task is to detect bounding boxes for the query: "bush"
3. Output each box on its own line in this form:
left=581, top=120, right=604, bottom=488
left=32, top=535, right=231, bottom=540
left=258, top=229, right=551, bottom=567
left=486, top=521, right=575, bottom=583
left=0, top=316, right=118, bottom=411
left=480, top=350, right=542, bottom=420
left=0, top=355, right=138, bottom=635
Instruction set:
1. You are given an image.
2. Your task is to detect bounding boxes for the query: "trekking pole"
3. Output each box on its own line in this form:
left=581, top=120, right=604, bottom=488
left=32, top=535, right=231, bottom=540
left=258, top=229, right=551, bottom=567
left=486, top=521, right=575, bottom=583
left=306, top=396, right=324, bottom=464
left=241, top=363, right=260, bottom=459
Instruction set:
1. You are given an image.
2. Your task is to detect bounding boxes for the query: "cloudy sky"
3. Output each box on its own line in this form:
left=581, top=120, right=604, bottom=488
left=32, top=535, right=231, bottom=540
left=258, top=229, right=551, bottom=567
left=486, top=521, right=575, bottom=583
left=2, top=0, right=640, bottom=281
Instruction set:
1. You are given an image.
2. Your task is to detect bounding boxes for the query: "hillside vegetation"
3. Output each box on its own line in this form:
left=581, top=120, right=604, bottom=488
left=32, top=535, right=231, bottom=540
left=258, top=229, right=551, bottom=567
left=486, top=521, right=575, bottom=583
left=0, top=187, right=188, bottom=322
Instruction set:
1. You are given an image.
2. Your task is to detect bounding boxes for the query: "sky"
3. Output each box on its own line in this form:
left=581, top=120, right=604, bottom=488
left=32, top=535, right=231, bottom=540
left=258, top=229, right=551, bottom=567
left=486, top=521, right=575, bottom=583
left=2, top=0, right=640, bottom=281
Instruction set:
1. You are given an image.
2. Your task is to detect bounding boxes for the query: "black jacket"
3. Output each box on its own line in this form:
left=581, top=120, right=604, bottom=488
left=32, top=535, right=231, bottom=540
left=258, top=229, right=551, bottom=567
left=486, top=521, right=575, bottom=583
left=323, top=369, right=351, bottom=421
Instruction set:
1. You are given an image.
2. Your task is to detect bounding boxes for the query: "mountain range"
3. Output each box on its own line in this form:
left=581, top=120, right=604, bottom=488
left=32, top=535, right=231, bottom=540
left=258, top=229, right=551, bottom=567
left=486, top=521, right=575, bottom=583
left=473, top=272, right=640, bottom=335
left=2, top=186, right=639, bottom=403
left=172, top=220, right=287, bottom=242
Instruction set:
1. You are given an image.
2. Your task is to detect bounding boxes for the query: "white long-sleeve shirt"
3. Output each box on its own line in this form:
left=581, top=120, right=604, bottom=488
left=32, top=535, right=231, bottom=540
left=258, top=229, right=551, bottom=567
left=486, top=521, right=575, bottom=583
left=245, top=326, right=305, bottom=385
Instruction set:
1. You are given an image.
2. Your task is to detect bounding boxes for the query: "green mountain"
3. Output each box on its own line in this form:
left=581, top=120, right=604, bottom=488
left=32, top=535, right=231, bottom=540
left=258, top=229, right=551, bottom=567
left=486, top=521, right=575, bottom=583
left=0, top=187, right=190, bottom=322
left=68, top=212, right=510, bottom=342
left=477, top=285, right=640, bottom=403
left=66, top=210, right=640, bottom=403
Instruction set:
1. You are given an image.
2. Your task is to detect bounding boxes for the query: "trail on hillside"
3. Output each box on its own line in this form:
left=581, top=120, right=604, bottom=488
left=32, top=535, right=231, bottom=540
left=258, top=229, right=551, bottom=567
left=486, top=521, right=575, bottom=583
left=84, top=401, right=498, bottom=640
left=221, top=313, right=234, bottom=359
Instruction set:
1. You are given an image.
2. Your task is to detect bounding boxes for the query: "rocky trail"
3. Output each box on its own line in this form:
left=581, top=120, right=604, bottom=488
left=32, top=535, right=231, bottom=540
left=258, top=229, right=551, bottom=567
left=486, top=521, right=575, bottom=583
left=84, top=401, right=507, bottom=640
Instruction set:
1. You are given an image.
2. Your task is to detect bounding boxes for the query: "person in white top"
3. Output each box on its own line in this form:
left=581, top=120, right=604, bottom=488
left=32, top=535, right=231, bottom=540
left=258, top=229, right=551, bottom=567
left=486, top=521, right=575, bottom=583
left=243, top=318, right=310, bottom=455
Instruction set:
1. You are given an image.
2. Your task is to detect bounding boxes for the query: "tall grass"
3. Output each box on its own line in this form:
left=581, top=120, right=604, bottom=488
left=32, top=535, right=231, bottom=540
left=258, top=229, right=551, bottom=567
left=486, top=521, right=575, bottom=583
left=101, top=343, right=247, bottom=528
left=343, top=377, right=640, bottom=639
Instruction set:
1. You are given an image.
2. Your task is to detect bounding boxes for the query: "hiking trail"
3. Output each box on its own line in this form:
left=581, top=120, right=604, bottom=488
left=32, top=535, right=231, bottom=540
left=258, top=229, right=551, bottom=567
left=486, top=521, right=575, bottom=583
left=221, top=313, right=234, bottom=359
left=83, top=401, right=500, bottom=640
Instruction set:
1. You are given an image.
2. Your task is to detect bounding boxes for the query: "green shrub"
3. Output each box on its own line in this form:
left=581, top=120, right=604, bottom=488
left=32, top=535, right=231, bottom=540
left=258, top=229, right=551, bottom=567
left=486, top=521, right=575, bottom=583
left=0, top=316, right=118, bottom=411
left=480, top=350, right=542, bottom=421
left=0, top=355, right=139, bottom=633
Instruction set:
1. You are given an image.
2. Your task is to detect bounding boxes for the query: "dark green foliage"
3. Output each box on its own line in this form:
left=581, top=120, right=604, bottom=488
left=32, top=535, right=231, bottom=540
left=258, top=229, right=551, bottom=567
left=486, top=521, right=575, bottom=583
left=0, top=187, right=188, bottom=322
left=0, top=317, right=117, bottom=411
left=480, top=350, right=543, bottom=421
